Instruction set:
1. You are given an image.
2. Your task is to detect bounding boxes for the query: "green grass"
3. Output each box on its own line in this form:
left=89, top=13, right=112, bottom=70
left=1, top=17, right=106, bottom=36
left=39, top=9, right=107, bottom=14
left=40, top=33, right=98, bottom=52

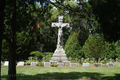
left=1, top=63, right=120, bottom=80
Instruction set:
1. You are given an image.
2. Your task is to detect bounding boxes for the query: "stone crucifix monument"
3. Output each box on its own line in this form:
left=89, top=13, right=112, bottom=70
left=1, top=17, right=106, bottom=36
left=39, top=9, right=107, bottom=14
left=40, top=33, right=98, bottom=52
left=50, top=16, right=70, bottom=62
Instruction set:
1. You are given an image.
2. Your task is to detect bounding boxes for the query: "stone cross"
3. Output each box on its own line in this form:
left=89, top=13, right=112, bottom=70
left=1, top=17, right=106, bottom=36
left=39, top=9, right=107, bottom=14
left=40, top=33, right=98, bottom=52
left=76, top=58, right=78, bottom=62
left=69, top=57, right=72, bottom=62
left=110, top=58, right=112, bottom=63
left=35, top=57, right=38, bottom=62
left=43, top=57, right=45, bottom=62
left=52, top=16, right=70, bottom=48
left=116, top=58, right=118, bottom=62
left=28, top=57, right=32, bottom=61
left=81, top=57, right=84, bottom=63
left=92, top=58, right=95, bottom=63
left=87, top=58, right=89, bottom=63
left=104, top=58, right=107, bottom=64
left=98, top=58, right=101, bottom=63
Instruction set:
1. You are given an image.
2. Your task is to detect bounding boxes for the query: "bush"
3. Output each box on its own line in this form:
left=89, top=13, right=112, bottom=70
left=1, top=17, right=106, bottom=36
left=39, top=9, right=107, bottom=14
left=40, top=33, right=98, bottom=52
left=89, top=60, right=93, bottom=64
left=25, top=61, right=30, bottom=65
left=100, top=60, right=105, bottom=64
left=37, top=62, right=44, bottom=67
left=30, top=51, right=43, bottom=59
left=50, top=63, right=57, bottom=67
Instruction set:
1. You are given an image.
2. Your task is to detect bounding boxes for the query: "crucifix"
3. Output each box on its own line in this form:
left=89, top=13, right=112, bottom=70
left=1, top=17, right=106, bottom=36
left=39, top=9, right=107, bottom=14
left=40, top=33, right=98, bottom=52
left=52, top=16, right=70, bottom=49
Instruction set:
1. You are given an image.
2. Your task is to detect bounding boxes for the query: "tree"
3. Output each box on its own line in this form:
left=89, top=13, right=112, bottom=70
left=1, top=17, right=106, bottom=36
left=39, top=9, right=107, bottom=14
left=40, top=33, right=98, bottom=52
left=89, top=0, right=120, bottom=42
left=0, top=0, right=6, bottom=79
left=64, top=31, right=82, bottom=59
left=82, top=34, right=105, bottom=62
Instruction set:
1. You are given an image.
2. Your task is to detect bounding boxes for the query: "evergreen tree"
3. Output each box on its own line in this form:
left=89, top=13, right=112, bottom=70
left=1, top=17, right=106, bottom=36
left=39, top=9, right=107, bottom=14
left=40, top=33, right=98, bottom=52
left=82, top=34, right=105, bottom=61
left=64, top=31, right=82, bottom=59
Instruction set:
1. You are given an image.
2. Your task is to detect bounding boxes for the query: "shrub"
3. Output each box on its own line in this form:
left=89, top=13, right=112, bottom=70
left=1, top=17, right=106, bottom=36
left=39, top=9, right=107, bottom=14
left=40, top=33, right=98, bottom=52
left=37, top=62, right=44, bottom=67
left=25, top=61, right=30, bottom=65
left=30, top=51, right=43, bottom=59
left=50, top=63, right=57, bottom=67
left=100, top=60, right=105, bottom=64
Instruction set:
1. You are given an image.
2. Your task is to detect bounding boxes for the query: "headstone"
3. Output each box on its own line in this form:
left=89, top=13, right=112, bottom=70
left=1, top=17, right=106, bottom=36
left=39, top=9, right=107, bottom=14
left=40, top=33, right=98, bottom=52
left=4, top=61, right=9, bottom=66
left=104, top=58, right=107, bottom=64
left=116, top=58, right=118, bottom=62
left=83, top=63, right=89, bottom=67
left=28, top=57, right=32, bottom=61
left=81, top=57, right=84, bottom=63
left=43, top=57, right=45, bottom=62
left=17, top=61, right=24, bottom=66
left=35, top=57, right=38, bottom=62
left=31, top=62, right=38, bottom=66
left=107, top=63, right=115, bottom=67
left=69, top=57, right=72, bottom=62
left=98, top=58, right=101, bottom=63
left=57, top=63, right=64, bottom=67
left=87, top=58, right=89, bottom=63
left=44, top=62, right=50, bottom=67
left=112, top=59, right=114, bottom=63
left=92, top=58, right=95, bottom=63
left=110, top=58, right=112, bottom=63
left=50, top=15, right=70, bottom=62
left=76, top=58, right=78, bottom=63
left=70, top=63, right=77, bottom=67
left=63, top=61, right=70, bottom=65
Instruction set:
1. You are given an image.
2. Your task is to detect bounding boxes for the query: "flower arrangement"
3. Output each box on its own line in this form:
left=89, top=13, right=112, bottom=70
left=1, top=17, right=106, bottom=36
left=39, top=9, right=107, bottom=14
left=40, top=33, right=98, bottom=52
left=58, top=58, right=62, bottom=62
left=94, top=63, right=99, bottom=67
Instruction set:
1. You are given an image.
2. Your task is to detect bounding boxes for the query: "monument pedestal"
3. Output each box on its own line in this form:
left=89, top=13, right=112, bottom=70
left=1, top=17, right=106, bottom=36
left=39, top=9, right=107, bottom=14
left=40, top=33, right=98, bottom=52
left=50, top=47, right=68, bottom=62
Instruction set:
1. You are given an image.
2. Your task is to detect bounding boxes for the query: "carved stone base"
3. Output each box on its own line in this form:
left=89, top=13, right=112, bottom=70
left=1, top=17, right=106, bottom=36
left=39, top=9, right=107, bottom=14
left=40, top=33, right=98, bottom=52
left=50, top=47, right=68, bottom=62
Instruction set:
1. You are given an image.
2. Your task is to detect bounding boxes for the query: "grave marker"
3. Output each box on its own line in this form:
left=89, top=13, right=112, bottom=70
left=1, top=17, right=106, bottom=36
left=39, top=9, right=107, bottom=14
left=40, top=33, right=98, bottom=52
left=107, top=63, right=115, bottom=67
left=83, top=63, right=89, bottom=67
left=17, top=61, right=24, bottom=66
left=4, top=61, right=9, bottom=66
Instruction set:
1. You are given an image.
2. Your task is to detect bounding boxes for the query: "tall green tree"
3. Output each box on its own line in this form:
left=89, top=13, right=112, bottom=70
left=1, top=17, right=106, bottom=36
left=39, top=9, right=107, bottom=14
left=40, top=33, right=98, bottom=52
left=64, top=31, right=82, bottom=59
left=89, top=0, right=120, bottom=42
left=82, top=34, right=105, bottom=61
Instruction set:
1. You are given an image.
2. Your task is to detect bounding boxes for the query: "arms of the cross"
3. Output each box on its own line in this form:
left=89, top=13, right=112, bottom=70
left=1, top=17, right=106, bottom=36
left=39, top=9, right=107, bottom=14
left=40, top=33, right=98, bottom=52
left=51, top=23, right=70, bottom=28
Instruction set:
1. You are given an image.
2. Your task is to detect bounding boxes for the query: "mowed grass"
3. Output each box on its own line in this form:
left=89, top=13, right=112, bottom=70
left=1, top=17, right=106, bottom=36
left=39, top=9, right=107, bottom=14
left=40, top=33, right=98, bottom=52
left=1, top=63, right=120, bottom=80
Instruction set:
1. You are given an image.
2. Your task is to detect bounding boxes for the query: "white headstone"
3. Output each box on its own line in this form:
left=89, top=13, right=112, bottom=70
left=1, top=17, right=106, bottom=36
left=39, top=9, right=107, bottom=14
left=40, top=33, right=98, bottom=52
left=17, top=61, right=24, bottom=66
left=83, top=63, right=89, bottom=67
left=31, top=62, right=38, bottom=66
left=4, top=61, right=9, bottom=66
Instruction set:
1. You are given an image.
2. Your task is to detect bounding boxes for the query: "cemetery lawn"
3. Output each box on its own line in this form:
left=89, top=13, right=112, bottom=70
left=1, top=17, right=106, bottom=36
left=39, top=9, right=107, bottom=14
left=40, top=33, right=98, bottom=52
left=1, top=66, right=120, bottom=80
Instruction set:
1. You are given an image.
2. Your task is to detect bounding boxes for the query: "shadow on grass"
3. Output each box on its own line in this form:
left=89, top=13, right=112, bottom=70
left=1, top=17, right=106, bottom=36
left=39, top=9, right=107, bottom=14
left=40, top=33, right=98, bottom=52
left=1, top=72, right=120, bottom=80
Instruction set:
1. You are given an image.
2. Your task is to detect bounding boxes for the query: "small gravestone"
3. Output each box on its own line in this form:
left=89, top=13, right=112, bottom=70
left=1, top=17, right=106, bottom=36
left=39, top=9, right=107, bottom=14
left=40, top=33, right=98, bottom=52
left=76, top=58, right=78, bottom=62
left=112, top=59, right=114, bottom=63
left=4, top=61, right=9, bottom=66
left=57, top=63, right=64, bottom=67
left=104, top=58, right=107, bottom=64
left=70, top=63, right=77, bottom=67
left=44, top=62, right=50, bottom=67
left=31, top=62, right=38, bottom=66
left=110, top=58, right=112, bottom=63
left=87, top=58, right=89, bottom=63
left=92, top=58, right=95, bottom=63
left=35, top=57, right=38, bottom=62
left=81, top=57, right=84, bottom=63
left=83, top=63, right=89, bottom=67
left=17, top=61, right=24, bottom=66
left=98, top=58, right=101, bottom=63
left=107, top=63, right=114, bottom=67
left=69, top=57, right=72, bottom=62
left=116, top=58, right=118, bottom=62
left=63, top=61, right=70, bottom=65
left=43, top=57, right=45, bottom=62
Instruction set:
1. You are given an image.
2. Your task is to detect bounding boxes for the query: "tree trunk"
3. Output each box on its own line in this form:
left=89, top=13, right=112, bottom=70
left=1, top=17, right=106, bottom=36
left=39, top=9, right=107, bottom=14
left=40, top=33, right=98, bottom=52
left=8, top=0, right=16, bottom=80
left=0, top=0, right=6, bottom=80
